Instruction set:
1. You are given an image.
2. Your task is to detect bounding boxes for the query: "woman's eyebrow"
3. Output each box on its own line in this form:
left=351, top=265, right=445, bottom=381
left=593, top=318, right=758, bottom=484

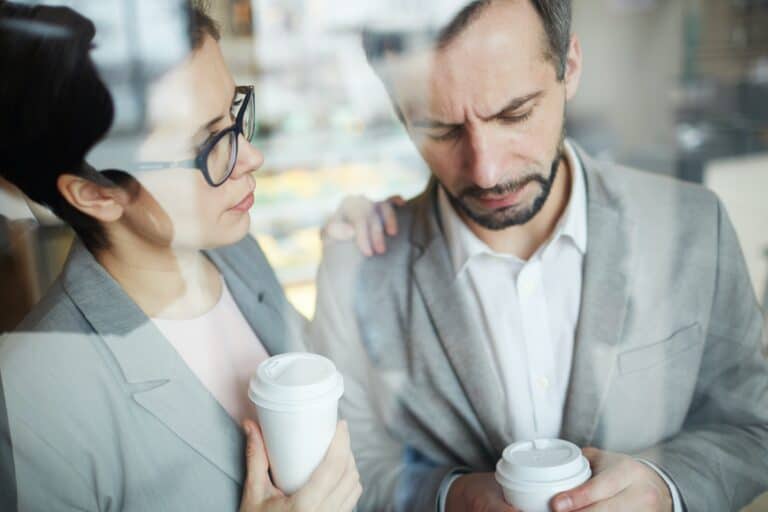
left=194, top=87, right=238, bottom=137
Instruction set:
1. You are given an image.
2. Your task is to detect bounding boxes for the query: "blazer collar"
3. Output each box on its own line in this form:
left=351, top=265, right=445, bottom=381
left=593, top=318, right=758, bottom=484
left=60, top=238, right=291, bottom=382
left=407, top=140, right=632, bottom=449
left=561, top=144, right=633, bottom=446
left=59, top=236, right=292, bottom=484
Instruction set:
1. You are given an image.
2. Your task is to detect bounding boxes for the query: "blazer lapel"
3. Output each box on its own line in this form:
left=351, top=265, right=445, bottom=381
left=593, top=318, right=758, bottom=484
left=205, top=237, right=302, bottom=356
left=61, top=241, right=246, bottom=484
left=410, top=185, right=508, bottom=457
left=561, top=148, right=632, bottom=447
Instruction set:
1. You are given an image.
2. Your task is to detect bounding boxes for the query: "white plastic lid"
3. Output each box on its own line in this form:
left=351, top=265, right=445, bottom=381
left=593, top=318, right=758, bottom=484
left=495, top=439, right=591, bottom=491
left=248, top=353, right=344, bottom=412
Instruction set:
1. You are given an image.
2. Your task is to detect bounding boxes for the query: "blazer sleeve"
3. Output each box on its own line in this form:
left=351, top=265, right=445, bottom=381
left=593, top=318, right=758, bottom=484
left=636, top=198, right=768, bottom=512
left=308, top=243, right=456, bottom=512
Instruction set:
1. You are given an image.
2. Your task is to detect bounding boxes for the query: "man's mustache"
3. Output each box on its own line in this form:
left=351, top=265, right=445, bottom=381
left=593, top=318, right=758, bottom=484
left=459, top=173, right=549, bottom=200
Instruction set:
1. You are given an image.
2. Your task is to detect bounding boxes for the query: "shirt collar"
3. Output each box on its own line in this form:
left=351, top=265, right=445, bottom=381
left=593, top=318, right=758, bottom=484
left=437, top=139, right=588, bottom=276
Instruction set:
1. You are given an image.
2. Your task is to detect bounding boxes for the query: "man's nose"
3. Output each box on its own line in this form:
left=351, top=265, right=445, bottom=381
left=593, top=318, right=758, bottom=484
left=231, top=133, right=264, bottom=179
left=465, top=127, right=505, bottom=189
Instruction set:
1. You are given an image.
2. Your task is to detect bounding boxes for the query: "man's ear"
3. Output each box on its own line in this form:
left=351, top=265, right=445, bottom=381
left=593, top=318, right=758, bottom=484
left=564, top=35, right=583, bottom=101
left=57, top=174, right=127, bottom=223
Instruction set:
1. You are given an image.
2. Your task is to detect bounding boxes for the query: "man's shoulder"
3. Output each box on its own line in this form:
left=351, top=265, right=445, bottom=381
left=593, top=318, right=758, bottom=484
left=593, top=162, right=720, bottom=232
left=602, top=162, right=716, bottom=206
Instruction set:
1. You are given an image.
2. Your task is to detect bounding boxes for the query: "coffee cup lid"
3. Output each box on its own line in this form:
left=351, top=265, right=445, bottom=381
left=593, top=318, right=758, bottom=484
left=248, top=352, right=344, bottom=411
left=495, top=439, right=590, bottom=490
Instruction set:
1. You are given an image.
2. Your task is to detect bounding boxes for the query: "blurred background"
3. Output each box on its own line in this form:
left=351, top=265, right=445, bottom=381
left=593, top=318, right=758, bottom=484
left=1, top=0, right=767, bottom=327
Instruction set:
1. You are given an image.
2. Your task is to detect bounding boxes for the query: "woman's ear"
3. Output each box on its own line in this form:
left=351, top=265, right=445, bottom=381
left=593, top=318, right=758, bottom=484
left=57, top=174, right=127, bottom=223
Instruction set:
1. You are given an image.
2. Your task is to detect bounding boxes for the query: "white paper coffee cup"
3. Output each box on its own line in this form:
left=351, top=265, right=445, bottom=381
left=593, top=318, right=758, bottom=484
left=248, top=352, right=344, bottom=495
left=495, top=439, right=591, bottom=512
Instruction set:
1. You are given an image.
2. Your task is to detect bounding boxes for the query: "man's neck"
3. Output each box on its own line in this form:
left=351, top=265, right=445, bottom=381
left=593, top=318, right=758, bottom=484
left=460, top=156, right=573, bottom=260
left=94, top=232, right=223, bottom=320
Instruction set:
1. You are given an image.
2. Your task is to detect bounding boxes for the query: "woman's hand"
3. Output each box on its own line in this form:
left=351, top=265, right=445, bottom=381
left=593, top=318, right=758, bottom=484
left=239, top=419, right=362, bottom=512
left=321, top=195, right=405, bottom=256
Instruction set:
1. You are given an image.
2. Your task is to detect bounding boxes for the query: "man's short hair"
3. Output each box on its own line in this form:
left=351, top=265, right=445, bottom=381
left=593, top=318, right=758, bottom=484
left=364, top=0, right=573, bottom=81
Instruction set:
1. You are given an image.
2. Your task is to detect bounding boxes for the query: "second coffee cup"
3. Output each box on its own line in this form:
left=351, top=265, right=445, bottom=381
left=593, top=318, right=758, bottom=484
left=248, top=352, right=344, bottom=494
left=495, top=439, right=591, bottom=512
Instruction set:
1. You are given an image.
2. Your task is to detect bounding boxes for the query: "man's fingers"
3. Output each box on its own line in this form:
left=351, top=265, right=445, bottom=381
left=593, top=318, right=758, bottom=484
left=581, top=446, right=602, bottom=466
left=550, top=463, right=632, bottom=512
left=568, top=484, right=659, bottom=512
left=387, top=194, right=406, bottom=207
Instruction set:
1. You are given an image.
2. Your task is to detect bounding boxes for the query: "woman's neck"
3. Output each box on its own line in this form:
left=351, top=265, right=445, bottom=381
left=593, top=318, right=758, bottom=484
left=94, top=236, right=223, bottom=320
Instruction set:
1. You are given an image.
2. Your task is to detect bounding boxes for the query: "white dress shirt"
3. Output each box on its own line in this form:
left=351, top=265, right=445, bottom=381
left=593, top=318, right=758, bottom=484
left=435, top=141, right=683, bottom=511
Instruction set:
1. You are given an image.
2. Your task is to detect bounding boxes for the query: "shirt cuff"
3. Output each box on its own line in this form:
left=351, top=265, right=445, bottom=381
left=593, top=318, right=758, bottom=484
left=436, top=470, right=468, bottom=512
left=636, top=458, right=684, bottom=512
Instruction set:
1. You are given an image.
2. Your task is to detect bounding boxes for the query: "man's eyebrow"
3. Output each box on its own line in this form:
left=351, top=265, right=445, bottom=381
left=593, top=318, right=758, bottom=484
left=411, top=118, right=462, bottom=130
left=485, top=90, right=543, bottom=120
left=410, top=90, right=544, bottom=129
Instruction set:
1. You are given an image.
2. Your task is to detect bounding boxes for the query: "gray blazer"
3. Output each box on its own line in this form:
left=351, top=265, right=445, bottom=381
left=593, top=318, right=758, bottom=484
left=0, top=235, right=306, bottom=511
left=310, top=142, right=768, bottom=512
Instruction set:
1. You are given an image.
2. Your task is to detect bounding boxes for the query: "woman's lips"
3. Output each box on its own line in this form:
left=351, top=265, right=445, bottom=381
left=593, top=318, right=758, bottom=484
left=230, top=192, right=254, bottom=212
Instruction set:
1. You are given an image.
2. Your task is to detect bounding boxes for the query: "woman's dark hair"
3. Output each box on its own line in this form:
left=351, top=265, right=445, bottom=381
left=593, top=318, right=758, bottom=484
left=0, top=1, right=220, bottom=251
left=0, top=2, right=115, bottom=249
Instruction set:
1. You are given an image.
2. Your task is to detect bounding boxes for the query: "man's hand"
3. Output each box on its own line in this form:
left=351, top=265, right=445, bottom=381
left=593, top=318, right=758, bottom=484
left=550, top=448, right=672, bottom=512
left=239, top=419, right=362, bottom=512
left=321, top=195, right=405, bottom=256
left=445, top=472, right=519, bottom=512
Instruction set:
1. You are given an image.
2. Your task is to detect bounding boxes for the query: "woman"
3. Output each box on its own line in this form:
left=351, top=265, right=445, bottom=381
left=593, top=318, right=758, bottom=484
left=0, top=2, right=378, bottom=510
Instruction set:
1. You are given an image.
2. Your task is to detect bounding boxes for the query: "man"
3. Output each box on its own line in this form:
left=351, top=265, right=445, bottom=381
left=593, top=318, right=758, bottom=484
left=310, top=1, right=768, bottom=511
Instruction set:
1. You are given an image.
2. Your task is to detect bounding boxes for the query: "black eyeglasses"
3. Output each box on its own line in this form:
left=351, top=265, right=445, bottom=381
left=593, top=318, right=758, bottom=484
left=135, top=85, right=256, bottom=187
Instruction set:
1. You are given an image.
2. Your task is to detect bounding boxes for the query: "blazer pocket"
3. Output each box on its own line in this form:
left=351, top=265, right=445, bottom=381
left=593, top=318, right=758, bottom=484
left=618, top=322, right=703, bottom=376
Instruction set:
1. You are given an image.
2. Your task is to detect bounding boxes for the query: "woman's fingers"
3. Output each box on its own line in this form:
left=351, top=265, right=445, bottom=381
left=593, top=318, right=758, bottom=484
left=378, top=199, right=400, bottom=237
left=367, top=212, right=386, bottom=254
left=318, top=453, right=362, bottom=512
left=354, top=217, right=374, bottom=256
left=322, top=220, right=356, bottom=242
left=239, top=420, right=277, bottom=511
left=290, top=422, right=351, bottom=509
left=321, top=194, right=403, bottom=255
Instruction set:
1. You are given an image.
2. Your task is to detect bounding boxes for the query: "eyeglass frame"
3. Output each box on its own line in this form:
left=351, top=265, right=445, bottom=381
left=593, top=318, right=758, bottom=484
left=134, top=85, right=255, bottom=187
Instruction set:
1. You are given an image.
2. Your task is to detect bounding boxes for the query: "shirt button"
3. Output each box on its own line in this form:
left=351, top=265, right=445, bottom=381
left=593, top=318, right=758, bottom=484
left=537, top=377, right=550, bottom=390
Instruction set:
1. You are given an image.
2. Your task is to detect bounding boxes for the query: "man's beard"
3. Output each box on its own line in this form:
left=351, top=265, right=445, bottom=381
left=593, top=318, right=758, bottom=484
left=444, top=136, right=566, bottom=231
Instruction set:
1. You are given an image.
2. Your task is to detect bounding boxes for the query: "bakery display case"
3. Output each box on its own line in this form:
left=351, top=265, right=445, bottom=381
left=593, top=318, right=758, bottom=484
left=214, top=0, right=435, bottom=317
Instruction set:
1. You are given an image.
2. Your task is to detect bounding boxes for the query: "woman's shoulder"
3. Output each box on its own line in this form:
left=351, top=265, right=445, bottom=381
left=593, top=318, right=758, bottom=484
left=14, top=279, right=89, bottom=333
left=1, top=279, right=103, bottom=380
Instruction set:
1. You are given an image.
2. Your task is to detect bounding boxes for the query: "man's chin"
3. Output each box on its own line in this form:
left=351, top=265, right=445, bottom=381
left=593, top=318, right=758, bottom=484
left=459, top=201, right=541, bottom=230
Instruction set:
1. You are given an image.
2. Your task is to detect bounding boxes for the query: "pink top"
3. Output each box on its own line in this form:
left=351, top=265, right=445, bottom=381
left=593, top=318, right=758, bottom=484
left=152, top=278, right=270, bottom=423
